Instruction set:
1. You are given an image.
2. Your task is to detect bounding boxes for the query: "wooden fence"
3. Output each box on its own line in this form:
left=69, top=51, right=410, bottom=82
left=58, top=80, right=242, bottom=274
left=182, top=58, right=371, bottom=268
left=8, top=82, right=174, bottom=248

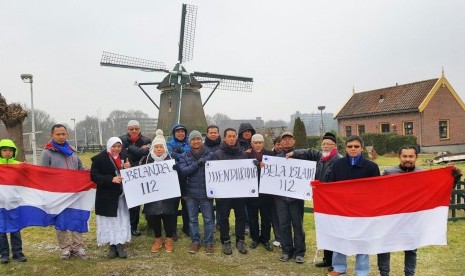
left=450, top=179, right=465, bottom=221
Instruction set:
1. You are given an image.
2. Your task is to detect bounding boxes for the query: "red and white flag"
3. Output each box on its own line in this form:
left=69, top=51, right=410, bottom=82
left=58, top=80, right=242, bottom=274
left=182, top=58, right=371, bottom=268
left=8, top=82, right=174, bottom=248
left=312, top=167, right=453, bottom=256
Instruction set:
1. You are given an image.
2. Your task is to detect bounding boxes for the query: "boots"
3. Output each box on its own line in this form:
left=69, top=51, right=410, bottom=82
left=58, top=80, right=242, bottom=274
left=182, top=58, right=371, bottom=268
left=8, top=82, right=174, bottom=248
left=164, top=237, right=174, bottom=253
left=151, top=238, right=163, bottom=253
left=107, top=245, right=117, bottom=259
left=116, top=244, right=127, bottom=259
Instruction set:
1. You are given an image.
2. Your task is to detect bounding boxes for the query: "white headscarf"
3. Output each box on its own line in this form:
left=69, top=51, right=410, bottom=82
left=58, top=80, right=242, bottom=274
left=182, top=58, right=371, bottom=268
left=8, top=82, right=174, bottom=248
left=106, top=137, right=123, bottom=158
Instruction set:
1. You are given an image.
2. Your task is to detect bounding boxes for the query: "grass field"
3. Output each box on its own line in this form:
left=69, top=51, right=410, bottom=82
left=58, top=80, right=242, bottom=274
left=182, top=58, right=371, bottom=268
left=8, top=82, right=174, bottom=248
left=1, top=153, right=464, bottom=275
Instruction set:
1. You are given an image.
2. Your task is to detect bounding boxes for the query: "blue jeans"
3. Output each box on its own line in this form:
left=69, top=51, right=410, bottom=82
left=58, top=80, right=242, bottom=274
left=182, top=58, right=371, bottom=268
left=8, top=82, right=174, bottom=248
left=333, top=251, right=369, bottom=276
left=185, top=197, right=214, bottom=245
left=377, top=250, right=417, bottom=276
left=0, top=231, right=23, bottom=257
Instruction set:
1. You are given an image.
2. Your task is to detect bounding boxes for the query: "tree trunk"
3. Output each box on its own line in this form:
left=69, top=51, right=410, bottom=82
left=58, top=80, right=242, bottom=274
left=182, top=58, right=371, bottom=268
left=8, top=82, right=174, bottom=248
left=0, top=93, right=28, bottom=162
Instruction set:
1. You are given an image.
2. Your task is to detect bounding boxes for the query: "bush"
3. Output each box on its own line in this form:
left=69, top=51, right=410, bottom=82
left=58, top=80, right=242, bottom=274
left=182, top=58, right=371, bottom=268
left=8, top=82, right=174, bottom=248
left=361, top=133, right=417, bottom=155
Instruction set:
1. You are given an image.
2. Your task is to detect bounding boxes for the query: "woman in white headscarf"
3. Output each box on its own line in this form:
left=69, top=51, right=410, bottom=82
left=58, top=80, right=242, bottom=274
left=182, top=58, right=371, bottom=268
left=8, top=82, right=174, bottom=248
left=90, top=137, right=131, bottom=259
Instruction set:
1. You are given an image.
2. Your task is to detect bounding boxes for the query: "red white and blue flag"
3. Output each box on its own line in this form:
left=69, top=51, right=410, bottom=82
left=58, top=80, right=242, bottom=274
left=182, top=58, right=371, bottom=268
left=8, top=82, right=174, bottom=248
left=312, top=167, right=453, bottom=256
left=0, top=164, right=96, bottom=233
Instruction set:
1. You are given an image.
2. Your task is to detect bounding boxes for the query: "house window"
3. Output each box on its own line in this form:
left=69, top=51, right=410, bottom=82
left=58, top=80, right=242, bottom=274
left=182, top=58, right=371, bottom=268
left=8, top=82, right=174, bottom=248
left=380, top=123, right=390, bottom=133
left=439, top=120, right=449, bottom=139
left=404, top=122, right=414, bottom=135
left=345, top=126, right=352, bottom=137
left=358, top=125, right=365, bottom=135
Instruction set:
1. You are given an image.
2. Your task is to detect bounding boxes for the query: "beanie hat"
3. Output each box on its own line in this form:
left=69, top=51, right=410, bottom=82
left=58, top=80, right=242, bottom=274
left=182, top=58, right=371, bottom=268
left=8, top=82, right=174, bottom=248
left=251, top=134, right=264, bottom=142
left=127, top=120, right=140, bottom=127
left=189, top=130, right=203, bottom=141
left=152, top=129, right=167, bottom=148
left=322, top=132, right=337, bottom=143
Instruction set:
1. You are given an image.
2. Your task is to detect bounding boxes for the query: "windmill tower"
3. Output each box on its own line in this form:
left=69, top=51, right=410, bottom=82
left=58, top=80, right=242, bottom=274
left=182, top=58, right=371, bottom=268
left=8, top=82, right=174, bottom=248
left=100, top=4, right=253, bottom=135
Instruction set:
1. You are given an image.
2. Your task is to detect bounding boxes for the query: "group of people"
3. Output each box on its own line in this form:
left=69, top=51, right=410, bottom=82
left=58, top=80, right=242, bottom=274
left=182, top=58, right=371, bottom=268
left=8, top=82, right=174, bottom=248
left=0, top=119, right=452, bottom=276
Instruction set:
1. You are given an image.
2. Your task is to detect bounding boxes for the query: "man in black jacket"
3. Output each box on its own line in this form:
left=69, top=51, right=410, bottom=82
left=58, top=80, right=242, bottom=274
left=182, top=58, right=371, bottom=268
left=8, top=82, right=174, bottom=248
left=119, top=120, right=152, bottom=236
left=212, top=128, right=248, bottom=255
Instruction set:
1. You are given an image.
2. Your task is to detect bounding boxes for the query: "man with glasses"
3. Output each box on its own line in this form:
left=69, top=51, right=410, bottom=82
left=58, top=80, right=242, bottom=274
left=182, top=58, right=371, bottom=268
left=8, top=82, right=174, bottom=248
left=120, top=120, right=152, bottom=236
left=327, top=135, right=380, bottom=276
left=286, top=132, right=342, bottom=270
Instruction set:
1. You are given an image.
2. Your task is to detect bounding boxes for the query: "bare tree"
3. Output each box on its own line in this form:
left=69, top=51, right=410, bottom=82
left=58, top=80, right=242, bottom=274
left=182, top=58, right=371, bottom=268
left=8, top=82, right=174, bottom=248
left=0, top=94, right=28, bottom=161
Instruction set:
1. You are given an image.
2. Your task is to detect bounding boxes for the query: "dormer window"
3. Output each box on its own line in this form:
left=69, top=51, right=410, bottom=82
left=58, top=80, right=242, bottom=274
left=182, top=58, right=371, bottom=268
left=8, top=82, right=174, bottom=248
left=378, top=95, right=384, bottom=103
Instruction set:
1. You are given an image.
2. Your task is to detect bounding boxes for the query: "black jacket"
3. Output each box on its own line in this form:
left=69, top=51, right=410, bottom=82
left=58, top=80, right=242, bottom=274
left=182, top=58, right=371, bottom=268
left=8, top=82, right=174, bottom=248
left=237, top=123, right=256, bottom=151
left=91, top=151, right=126, bottom=217
left=178, top=147, right=214, bottom=198
left=213, top=142, right=247, bottom=160
left=140, top=154, right=179, bottom=215
left=292, top=149, right=343, bottom=182
left=119, top=133, right=152, bottom=167
left=329, top=155, right=380, bottom=182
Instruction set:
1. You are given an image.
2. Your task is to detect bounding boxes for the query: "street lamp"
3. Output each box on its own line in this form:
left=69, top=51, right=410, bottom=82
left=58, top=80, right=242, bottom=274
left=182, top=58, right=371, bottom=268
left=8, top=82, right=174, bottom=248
left=71, top=118, right=78, bottom=150
left=317, top=105, right=326, bottom=136
left=20, top=74, right=37, bottom=164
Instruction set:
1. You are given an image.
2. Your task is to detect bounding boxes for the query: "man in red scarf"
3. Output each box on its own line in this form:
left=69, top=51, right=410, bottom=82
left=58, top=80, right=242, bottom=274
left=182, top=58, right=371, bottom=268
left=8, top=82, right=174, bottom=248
left=119, top=120, right=152, bottom=236
left=286, top=132, right=342, bottom=269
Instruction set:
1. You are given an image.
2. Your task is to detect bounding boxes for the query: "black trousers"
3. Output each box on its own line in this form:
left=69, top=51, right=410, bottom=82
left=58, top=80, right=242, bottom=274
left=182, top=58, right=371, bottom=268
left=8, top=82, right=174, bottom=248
left=145, top=214, right=177, bottom=238
left=217, top=198, right=247, bottom=243
left=275, top=197, right=306, bottom=257
left=246, top=194, right=272, bottom=243
left=129, top=205, right=141, bottom=231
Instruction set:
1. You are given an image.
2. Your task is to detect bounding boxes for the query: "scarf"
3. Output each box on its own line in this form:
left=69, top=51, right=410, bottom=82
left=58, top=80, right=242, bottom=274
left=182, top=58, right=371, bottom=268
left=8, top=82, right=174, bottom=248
left=129, top=134, right=140, bottom=143
left=204, top=136, right=221, bottom=148
left=150, top=151, right=168, bottom=162
left=321, top=148, right=338, bottom=162
left=51, top=140, right=74, bottom=157
left=108, top=152, right=122, bottom=169
left=191, top=147, right=206, bottom=160
left=348, top=154, right=362, bottom=166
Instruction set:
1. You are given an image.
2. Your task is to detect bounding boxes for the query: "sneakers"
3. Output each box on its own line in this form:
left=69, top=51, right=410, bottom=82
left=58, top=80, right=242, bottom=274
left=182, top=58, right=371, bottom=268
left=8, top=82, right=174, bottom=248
left=295, top=255, right=305, bottom=264
left=222, top=241, right=232, bottom=255
left=250, top=240, right=259, bottom=249
left=116, top=244, right=127, bottom=259
left=72, top=248, right=90, bottom=260
left=60, top=249, right=71, bottom=260
left=108, top=245, right=117, bottom=259
left=263, top=242, right=273, bottom=251
left=12, top=253, right=27, bottom=262
left=165, top=237, right=174, bottom=253
left=205, top=244, right=214, bottom=255
left=151, top=238, right=164, bottom=253
left=279, top=253, right=290, bottom=262
left=272, top=240, right=281, bottom=247
left=327, top=272, right=346, bottom=276
left=131, top=229, right=142, bottom=236
left=236, top=240, right=248, bottom=254
left=189, top=242, right=200, bottom=254
left=1, top=255, right=9, bottom=264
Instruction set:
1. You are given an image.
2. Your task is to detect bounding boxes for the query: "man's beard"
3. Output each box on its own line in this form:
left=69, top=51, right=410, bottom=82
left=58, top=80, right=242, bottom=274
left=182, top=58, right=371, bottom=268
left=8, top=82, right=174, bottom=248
left=322, top=150, right=331, bottom=158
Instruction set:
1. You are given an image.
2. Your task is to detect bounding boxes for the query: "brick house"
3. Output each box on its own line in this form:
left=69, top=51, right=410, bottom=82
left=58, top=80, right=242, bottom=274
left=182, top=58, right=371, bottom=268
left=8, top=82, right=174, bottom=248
left=334, top=73, right=465, bottom=153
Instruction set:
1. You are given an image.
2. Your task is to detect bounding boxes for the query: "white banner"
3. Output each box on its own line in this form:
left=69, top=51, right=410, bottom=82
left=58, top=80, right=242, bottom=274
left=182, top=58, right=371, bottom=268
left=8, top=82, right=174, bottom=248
left=120, top=159, right=181, bottom=208
left=260, top=155, right=316, bottom=200
left=205, top=159, right=259, bottom=198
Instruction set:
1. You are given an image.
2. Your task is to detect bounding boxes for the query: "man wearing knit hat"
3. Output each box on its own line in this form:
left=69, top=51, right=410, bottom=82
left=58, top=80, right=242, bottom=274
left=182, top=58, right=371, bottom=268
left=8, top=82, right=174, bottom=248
left=246, top=134, right=274, bottom=251
left=178, top=130, right=216, bottom=255
left=119, top=120, right=152, bottom=236
left=286, top=132, right=342, bottom=269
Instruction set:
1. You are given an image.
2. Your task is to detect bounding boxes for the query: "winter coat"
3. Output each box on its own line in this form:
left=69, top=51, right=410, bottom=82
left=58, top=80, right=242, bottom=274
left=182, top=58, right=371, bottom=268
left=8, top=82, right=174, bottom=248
left=246, top=149, right=273, bottom=183
left=212, top=142, right=247, bottom=161
left=167, top=124, right=190, bottom=161
left=178, top=147, right=214, bottom=198
left=40, top=141, right=84, bottom=170
left=90, top=151, right=125, bottom=217
left=140, top=154, right=178, bottom=215
left=329, top=155, right=380, bottom=182
left=0, top=139, right=20, bottom=164
left=292, top=148, right=342, bottom=182
left=204, top=136, right=221, bottom=153
left=119, top=133, right=152, bottom=167
left=237, top=123, right=256, bottom=151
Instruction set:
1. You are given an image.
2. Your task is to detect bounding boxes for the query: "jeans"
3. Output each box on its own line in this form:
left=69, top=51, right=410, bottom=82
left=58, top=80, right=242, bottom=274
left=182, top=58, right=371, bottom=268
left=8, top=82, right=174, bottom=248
left=185, top=197, right=214, bottom=245
left=333, top=251, right=369, bottom=276
left=216, top=198, right=247, bottom=243
left=246, top=194, right=272, bottom=243
left=275, top=197, right=305, bottom=257
left=377, top=250, right=417, bottom=276
left=0, top=231, right=22, bottom=257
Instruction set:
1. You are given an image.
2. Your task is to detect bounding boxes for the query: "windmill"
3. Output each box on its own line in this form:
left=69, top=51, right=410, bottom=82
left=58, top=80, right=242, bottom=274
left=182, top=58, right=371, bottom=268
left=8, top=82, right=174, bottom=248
left=100, top=4, right=253, bottom=135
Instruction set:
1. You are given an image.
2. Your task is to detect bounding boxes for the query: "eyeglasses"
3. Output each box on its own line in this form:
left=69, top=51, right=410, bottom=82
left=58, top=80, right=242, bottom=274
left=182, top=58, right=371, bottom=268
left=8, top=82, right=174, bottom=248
left=346, top=145, right=361, bottom=149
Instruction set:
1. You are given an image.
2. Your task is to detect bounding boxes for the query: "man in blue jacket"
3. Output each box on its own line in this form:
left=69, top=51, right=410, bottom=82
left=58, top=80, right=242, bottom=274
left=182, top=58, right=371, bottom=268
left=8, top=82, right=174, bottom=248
left=178, top=130, right=215, bottom=255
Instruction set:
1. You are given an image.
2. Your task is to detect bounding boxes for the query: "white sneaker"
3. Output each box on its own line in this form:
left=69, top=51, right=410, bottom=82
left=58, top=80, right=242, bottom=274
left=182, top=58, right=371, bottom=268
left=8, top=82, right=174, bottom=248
left=272, top=240, right=281, bottom=247
left=60, top=249, right=71, bottom=260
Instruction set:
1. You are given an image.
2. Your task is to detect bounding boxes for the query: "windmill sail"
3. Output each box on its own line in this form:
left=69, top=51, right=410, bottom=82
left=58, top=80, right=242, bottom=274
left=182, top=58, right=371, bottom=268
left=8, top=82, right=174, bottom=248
left=178, top=4, right=197, bottom=63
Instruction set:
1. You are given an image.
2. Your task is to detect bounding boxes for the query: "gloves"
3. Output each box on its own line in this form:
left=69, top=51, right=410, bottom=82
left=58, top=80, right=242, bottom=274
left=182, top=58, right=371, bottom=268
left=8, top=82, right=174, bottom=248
left=452, top=166, right=462, bottom=183
left=172, top=164, right=179, bottom=171
left=252, top=159, right=259, bottom=166
left=197, top=158, right=205, bottom=167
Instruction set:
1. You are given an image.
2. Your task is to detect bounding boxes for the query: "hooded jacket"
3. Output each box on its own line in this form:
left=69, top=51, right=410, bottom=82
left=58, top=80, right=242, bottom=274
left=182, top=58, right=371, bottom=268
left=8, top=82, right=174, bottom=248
left=0, top=139, right=20, bottom=164
left=237, top=123, right=256, bottom=151
left=167, top=124, right=190, bottom=161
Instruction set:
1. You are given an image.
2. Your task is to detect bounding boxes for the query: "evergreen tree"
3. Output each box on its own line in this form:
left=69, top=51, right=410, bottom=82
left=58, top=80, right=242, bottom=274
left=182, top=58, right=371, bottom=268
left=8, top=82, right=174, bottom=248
left=293, top=117, right=308, bottom=149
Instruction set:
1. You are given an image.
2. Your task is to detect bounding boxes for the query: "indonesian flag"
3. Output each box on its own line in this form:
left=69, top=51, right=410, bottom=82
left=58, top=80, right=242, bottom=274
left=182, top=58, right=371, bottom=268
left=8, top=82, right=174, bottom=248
left=0, top=164, right=96, bottom=233
left=312, top=167, right=453, bottom=256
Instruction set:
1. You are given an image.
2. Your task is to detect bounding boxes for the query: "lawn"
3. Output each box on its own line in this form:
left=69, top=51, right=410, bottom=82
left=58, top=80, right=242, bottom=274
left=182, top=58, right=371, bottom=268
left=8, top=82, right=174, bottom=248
left=1, top=153, right=464, bottom=275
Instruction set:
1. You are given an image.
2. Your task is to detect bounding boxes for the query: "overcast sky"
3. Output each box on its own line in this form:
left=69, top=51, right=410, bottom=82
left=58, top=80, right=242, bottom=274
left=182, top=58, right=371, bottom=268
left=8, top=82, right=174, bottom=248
left=1, top=0, right=464, bottom=125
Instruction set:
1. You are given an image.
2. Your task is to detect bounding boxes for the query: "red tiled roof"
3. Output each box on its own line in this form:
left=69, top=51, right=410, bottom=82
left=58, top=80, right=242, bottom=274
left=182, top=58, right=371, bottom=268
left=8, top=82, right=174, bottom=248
left=335, top=78, right=439, bottom=119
